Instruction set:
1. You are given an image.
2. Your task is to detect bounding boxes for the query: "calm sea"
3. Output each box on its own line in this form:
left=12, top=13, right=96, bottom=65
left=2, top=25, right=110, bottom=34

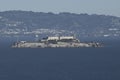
left=0, top=39, right=120, bottom=80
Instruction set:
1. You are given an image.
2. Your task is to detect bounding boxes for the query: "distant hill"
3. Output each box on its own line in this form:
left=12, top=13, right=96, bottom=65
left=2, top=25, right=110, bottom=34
left=0, top=10, right=120, bottom=40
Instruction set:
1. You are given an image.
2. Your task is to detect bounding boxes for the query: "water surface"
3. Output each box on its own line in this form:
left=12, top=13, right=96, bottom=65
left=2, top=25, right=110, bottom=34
left=0, top=40, right=119, bottom=80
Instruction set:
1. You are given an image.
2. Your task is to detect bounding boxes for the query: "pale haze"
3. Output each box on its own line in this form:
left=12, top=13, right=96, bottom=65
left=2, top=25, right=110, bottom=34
left=0, top=0, right=120, bottom=16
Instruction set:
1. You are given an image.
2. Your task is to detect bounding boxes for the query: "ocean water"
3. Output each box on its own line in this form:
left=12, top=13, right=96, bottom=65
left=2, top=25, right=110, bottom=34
left=0, top=40, right=120, bottom=80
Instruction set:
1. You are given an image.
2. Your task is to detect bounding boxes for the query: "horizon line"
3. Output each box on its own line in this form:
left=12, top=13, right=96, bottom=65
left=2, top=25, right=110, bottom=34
left=0, top=10, right=119, bottom=17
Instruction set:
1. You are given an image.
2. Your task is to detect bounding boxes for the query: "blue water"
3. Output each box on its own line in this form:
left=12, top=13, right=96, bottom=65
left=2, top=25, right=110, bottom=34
left=0, top=40, right=120, bottom=80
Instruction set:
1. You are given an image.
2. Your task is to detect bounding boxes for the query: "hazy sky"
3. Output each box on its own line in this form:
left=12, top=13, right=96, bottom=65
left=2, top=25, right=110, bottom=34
left=0, top=0, right=120, bottom=16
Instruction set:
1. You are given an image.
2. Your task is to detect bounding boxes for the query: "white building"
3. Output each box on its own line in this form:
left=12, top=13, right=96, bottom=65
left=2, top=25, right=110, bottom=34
left=60, top=36, right=74, bottom=40
left=47, top=37, right=59, bottom=40
left=47, top=36, right=74, bottom=40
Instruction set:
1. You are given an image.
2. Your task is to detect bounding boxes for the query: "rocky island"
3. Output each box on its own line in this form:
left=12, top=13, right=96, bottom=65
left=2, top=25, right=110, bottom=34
left=12, top=36, right=103, bottom=48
